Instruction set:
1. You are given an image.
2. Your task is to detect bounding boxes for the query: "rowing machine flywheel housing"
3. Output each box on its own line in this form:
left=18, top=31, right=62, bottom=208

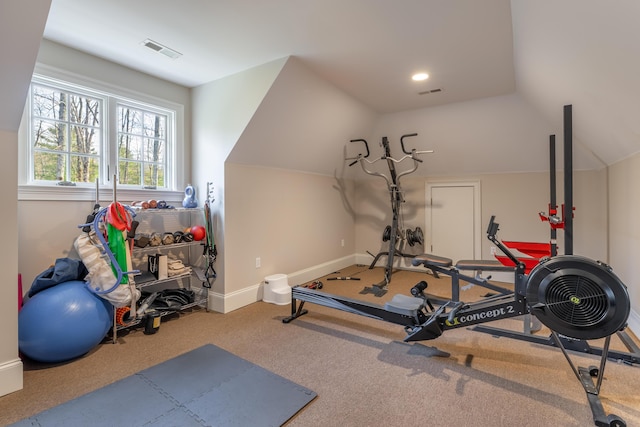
left=526, top=255, right=630, bottom=340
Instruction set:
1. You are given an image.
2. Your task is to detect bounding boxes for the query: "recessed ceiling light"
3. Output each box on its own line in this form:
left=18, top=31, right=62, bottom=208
left=412, top=72, right=429, bottom=81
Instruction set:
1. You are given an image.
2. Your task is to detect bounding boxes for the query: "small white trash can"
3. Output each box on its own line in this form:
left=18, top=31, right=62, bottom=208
left=263, top=274, right=291, bottom=305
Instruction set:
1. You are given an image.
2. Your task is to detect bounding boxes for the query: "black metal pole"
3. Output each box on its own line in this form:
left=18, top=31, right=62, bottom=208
left=549, top=135, right=557, bottom=257
left=563, top=105, right=573, bottom=255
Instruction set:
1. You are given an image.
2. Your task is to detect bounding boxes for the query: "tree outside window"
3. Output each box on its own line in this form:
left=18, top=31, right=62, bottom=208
left=31, top=84, right=101, bottom=183
left=28, top=77, right=174, bottom=190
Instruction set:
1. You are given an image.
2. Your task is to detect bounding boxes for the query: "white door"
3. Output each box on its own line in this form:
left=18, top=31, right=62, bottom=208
left=426, top=182, right=480, bottom=262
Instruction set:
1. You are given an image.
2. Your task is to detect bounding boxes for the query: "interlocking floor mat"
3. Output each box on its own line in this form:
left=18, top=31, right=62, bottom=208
left=12, top=344, right=316, bottom=427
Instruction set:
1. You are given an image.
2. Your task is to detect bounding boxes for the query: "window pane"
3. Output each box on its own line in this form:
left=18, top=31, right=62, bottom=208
left=68, top=93, right=100, bottom=126
left=143, top=138, right=165, bottom=162
left=143, top=113, right=165, bottom=139
left=118, top=134, right=143, bottom=161
left=32, top=85, right=67, bottom=120
left=117, top=103, right=169, bottom=189
left=119, top=106, right=143, bottom=135
left=33, top=120, right=67, bottom=151
left=71, top=155, right=99, bottom=183
left=119, top=160, right=141, bottom=185
left=34, top=151, right=66, bottom=181
left=70, top=125, right=100, bottom=154
left=144, top=163, right=164, bottom=187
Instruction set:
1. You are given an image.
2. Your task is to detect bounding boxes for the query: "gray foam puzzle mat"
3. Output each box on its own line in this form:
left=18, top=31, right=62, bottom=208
left=12, top=344, right=316, bottom=427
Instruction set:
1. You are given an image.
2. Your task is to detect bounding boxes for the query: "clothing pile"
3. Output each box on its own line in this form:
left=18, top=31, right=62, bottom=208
left=167, top=256, right=191, bottom=277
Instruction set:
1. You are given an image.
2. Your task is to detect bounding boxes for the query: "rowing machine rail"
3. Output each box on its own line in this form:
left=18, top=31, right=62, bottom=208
left=283, top=216, right=632, bottom=426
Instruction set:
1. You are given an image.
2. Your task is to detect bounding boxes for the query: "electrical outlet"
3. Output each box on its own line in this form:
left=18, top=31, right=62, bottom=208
left=341, top=239, right=345, bottom=247
left=255, top=257, right=261, bottom=268
left=490, top=246, right=497, bottom=255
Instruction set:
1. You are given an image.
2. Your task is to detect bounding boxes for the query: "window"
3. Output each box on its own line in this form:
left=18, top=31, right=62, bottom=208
left=117, top=104, right=167, bottom=188
left=31, top=83, right=103, bottom=184
left=25, top=73, right=178, bottom=192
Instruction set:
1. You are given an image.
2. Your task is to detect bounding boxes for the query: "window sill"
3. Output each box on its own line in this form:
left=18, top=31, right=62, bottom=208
left=19, top=184, right=184, bottom=203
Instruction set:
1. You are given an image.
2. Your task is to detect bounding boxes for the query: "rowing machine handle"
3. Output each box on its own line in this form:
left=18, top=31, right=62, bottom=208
left=400, top=133, right=418, bottom=154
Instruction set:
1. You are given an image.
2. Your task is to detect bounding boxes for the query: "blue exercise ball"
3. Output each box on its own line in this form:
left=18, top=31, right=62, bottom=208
left=19, top=280, right=113, bottom=363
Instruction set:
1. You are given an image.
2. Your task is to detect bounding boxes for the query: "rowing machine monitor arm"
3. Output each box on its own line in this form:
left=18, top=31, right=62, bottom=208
left=487, top=216, right=525, bottom=271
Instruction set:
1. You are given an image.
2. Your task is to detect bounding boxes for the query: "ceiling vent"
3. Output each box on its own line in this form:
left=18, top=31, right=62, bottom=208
left=418, top=88, right=443, bottom=95
left=142, top=39, right=182, bottom=59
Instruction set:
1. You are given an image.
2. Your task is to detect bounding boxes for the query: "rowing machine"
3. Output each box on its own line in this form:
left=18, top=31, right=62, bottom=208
left=284, top=216, right=632, bottom=426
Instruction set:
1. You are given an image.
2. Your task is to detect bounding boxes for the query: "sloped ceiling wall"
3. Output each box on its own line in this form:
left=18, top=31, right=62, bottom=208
left=370, top=93, right=604, bottom=176
left=0, top=1, right=51, bottom=132
left=512, top=0, right=640, bottom=166
left=227, top=0, right=640, bottom=177
left=228, top=1, right=640, bottom=176
left=227, top=56, right=378, bottom=176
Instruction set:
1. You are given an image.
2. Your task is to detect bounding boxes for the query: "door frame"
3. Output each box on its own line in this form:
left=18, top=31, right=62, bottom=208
left=425, top=181, right=482, bottom=260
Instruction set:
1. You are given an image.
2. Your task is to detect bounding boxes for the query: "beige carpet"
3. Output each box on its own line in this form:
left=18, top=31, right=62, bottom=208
left=2, top=265, right=639, bottom=427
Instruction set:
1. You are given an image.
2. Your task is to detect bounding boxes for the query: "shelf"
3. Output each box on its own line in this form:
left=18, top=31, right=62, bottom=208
left=133, top=240, right=203, bottom=254
left=130, top=207, right=202, bottom=216
left=109, top=204, right=209, bottom=338
left=134, top=271, right=193, bottom=288
left=115, top=296, right=208, bottom=331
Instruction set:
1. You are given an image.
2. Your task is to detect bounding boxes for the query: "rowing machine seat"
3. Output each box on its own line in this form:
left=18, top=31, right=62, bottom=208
left=384, top=294, right=425, bottom=319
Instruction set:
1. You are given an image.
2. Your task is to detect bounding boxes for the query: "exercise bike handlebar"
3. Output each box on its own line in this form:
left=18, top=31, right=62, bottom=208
left=400, top=133, right=418, bottom=154
left=346, top=135, right=433, bottom=167
left=347, top=139, right=370, bottom=166
left=400, top=133, right=434, bottom=160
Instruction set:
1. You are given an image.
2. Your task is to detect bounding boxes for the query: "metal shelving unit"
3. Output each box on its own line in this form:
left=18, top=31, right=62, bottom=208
left=113, top=207, right=209, bottom=336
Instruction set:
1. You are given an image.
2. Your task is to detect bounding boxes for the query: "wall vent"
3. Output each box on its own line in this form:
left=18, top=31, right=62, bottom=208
left=142, top=39, right=182, bottom=59
left=418, top=88, right=443, bottom=95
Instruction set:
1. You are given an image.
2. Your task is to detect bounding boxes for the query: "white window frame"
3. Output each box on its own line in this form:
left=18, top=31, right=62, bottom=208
left=18, top=64, right=185, bottom=202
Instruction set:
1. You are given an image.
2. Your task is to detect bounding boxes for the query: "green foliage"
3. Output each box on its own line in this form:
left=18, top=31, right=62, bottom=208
left=31, top=83, right=168, bottom=187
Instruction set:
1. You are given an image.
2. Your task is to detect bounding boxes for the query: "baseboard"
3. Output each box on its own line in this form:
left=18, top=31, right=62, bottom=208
left=207, top=254, right=357, bottom=314
left=0, top=358, right=23, bottom=397
left=286, top=254, right=357, bottom=286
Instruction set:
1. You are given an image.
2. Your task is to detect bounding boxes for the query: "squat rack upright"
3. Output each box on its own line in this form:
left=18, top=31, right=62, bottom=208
left=347, top=133, right=432, bottom=296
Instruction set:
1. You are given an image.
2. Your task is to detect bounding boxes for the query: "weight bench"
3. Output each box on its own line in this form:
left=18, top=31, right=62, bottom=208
left=454, top=259, right=515, bottom=273
left=412, top=254, right=514, bottom=303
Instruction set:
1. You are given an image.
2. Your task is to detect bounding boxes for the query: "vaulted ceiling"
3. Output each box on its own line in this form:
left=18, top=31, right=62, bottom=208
left=43, top=0, right=516, bottom=114
left=7, top=1, right=640, bottom=173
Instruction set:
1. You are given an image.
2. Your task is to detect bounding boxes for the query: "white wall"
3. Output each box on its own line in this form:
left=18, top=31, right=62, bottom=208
left=511, top=0, right=640, bottom=168
left=224, top=164, right=356, bottom=296
left=191, top=57, right=288, bottom=310
left=0, top=130, right=23, bottom=397
left=609, top=153, right=640, bottom=333
left=0, top=0, right=51, bottom=398
left=369, top=93, right=603, bottom=177
left=192, top=57, right=377, bottom=312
